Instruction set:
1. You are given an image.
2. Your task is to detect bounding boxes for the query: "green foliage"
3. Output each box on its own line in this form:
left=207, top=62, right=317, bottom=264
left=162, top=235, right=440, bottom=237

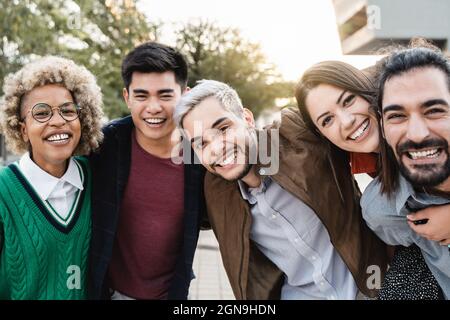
left=0, top=0, right=159, bottom=119
left=175, top=20, right=294, bottom=118
left=1, top=3, right=291, bottom=120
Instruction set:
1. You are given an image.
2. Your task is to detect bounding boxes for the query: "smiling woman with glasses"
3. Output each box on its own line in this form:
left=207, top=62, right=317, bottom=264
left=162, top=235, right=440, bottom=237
left=0, top=56, right=104, bottom=300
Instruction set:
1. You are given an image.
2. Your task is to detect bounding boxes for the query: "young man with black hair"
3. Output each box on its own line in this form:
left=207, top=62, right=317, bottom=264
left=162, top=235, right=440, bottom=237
left=88, top=42, right=206, bottom=300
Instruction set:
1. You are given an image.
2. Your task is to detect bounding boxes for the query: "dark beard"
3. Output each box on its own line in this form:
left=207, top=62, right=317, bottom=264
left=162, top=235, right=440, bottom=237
left=396, top=138, right=450, bottom=188
left=234, top=163, right=253, bottom=181
left=399, top=160, right=450, bottom=188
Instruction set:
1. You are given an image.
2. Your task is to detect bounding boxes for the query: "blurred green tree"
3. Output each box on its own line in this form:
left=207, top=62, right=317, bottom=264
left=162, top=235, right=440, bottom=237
left=1, top=4, right=293, bottom=120
left=0, top=0, right=159, bottom=119
left=175, top=19, right=294, bottom=118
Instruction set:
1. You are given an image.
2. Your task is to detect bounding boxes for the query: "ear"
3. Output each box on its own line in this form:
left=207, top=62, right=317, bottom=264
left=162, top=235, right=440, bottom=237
left=123, top=88, right=130, bottom=109
left=183, top=86, right=191, bottom=94
left=243, top=108, right=255, bottom=127
left=20, top=121, right=29, bottom=143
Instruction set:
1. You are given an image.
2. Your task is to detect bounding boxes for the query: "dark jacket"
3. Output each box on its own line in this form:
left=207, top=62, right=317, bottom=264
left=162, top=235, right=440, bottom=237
left=88, top=116, right=206, bottom=300
left=204, top=108, right=389, bottom=299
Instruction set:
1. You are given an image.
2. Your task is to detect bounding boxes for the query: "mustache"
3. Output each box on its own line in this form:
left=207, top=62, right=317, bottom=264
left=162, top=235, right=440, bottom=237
left=396, top=138, right=448, bottom=154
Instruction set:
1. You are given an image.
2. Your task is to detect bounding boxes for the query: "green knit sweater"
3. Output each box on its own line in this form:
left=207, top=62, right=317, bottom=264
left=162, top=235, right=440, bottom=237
left=0, top=156, right=91, bottom=300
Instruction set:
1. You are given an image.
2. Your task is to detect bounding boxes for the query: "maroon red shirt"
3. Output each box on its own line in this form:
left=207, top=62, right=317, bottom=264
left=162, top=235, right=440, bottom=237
left=108, top=130, right=185, bottom=299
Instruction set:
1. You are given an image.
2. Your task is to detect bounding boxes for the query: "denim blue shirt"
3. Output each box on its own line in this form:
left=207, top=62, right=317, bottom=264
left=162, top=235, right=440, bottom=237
left=361, top=175, right=450, bottom=299
left=238, top=177, right=358, bottom=300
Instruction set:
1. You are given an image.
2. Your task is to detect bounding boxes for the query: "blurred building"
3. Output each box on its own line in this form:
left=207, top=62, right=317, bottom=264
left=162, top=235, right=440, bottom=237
left=332, top=0, right=450, bottom=54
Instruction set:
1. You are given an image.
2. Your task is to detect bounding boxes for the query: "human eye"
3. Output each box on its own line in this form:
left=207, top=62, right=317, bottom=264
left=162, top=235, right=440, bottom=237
left=61, top=103, right=77, bottom=115
left=425, top=107, right=447, bottom=116
left=385, top=113, right=406, bottom=122
left=342, top=94, right=356, bottom=107
left=160, top=94, right=174, bottom=101
left=134, top=94, right=147, bottom=101
left=32, top=104, right=52, bottom=120
left=321, top=115, right=333, bottom=127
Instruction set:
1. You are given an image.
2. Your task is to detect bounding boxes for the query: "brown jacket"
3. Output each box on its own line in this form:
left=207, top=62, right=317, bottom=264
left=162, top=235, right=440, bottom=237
left=204, top=108, right=388, bottom=299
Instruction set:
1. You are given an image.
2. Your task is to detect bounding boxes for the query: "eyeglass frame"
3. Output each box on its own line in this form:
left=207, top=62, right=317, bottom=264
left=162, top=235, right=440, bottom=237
left=20, top=102, right=82, bottom=123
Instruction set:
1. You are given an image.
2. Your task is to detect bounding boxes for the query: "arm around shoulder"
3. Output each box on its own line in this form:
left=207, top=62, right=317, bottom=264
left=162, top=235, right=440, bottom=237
left=361, top=179, right=414, bottom=247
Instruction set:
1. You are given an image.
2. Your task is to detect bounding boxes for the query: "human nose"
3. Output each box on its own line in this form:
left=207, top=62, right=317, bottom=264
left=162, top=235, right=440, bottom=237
left=145, top=98, right=163, bottom=113
left=406, top=114, right=430, bottom=143
left=208, top=132, right=229, bottom=162
left=48, top=107, right=66, bottom=126
left=339, top=109, right=356, bottom=130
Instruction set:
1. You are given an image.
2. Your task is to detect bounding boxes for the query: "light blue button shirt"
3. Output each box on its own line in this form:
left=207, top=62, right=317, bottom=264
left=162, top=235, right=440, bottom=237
left=361, top=175, right=450, bottom=299
left=238, top=177, right=358, bottom=300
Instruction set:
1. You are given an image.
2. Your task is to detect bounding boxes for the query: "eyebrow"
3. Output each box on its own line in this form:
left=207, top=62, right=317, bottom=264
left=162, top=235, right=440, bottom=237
left=422, top=99, right=449, bottom=108
left=382, top=104, right=403, bottom=115
left=157, top=89, right=175, bottom=95
left=132, top=89, right=149, bottom=95
left=190, top=117, right=230, bottom=145
left=211, top=117, right=229, bottom=129
left=132, top=88, right=175, bottom=95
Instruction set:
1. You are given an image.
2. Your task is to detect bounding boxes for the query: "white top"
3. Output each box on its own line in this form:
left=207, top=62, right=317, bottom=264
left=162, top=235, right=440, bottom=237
left=18, top=152, right=83, bottom=224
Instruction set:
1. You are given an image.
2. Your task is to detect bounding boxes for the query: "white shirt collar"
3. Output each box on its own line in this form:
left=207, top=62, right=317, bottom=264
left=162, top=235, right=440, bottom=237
left=18, top=152, right=83, bottom=201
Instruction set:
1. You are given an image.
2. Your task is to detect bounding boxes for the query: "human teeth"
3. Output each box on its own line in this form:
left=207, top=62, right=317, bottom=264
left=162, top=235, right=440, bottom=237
left=47, top=133, right=69, bottom=141
left=145, top=118, right=165, bottom=124
left=350, top=120, right=369, bottom=140
left=222, top=154, right=236, bottom=166
left=408, top=149, right=439, bottom=160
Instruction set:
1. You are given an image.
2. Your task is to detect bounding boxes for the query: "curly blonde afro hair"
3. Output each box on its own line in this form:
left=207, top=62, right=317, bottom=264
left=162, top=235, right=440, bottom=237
left=0, top=55, right=104, bottom=155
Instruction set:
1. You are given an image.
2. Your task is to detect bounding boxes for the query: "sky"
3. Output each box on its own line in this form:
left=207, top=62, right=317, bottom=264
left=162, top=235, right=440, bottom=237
left=137, top=0, right=381, bottom=81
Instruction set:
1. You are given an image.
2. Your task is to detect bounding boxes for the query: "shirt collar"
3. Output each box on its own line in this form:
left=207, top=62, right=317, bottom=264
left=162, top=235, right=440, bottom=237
left=18, top=152, right=83, bottom=200
left=237, top=176, right=271, bottom=201
left=394, top=175, right=416, bottom=214
left=238, top=180, right=251, bottom=201
left=394, top=174, right=450, bottom=214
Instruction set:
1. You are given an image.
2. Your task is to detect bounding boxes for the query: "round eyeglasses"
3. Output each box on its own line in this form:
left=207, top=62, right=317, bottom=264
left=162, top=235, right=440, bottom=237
left=22, top=102, right=81, bottom=123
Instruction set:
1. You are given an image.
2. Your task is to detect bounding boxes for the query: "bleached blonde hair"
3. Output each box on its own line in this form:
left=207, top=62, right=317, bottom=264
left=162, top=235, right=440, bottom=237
left=174, top=79, right=244, bottom=129
left=0, top=55, right=104, bottom=155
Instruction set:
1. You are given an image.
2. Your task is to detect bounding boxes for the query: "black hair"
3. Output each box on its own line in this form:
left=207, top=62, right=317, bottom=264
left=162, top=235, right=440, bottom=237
left=121, top=42, right=188, bottom=91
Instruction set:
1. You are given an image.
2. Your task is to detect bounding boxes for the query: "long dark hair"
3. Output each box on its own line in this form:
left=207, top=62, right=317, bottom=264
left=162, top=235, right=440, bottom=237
left=295, top=60, right=377, bottom=136
left=294, top=61, right=379, bottom=193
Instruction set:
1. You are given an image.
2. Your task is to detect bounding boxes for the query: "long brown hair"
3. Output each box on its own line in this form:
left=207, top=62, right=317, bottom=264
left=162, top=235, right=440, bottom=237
left=294, top=61, right=381, bottom=192
left=295, top=60, right=377, bottom=135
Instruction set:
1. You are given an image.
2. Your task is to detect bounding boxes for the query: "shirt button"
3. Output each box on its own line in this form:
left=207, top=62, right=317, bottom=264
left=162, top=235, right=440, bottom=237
left=259, top=169, right=266, bottom=175
left=320, top=282, right=325, bottom=286
left=311, top=256, right=317, bottom=261
left=329, top=295, right=336, bottom=300
left=271, top=214, right=277, bottom=219
left=294, top=238, right=299, bottom=243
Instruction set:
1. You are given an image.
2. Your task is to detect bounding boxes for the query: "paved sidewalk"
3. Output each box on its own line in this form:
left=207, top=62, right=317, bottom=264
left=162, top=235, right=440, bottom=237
left=189, top=230, right=235, bottom=300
